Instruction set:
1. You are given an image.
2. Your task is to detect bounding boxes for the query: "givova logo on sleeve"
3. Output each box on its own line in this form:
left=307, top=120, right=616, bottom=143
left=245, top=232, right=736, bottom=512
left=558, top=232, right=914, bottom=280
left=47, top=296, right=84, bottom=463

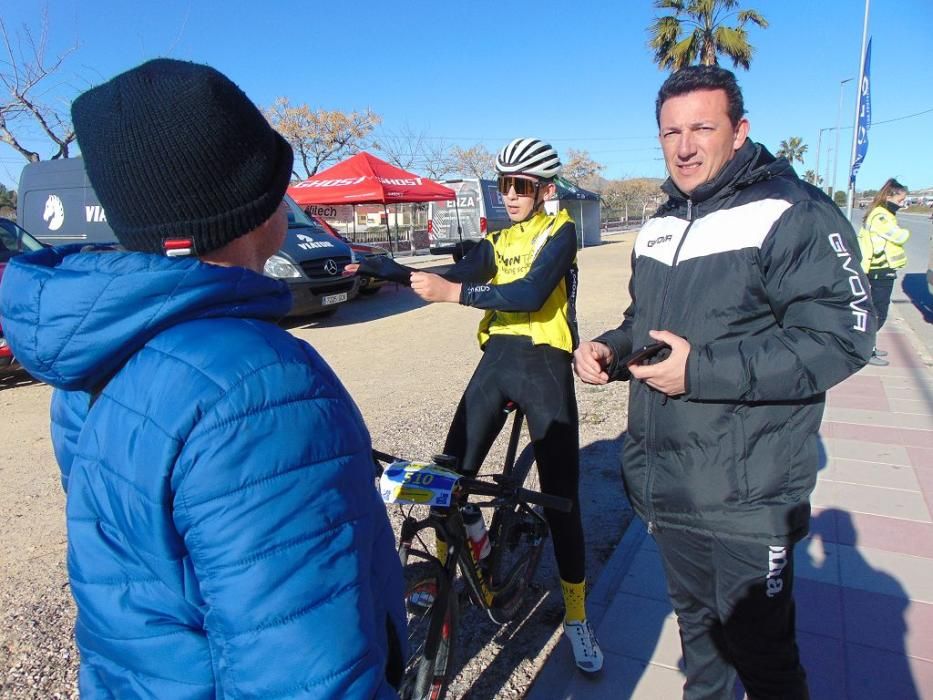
left=828, top=232, right=870, bottom=332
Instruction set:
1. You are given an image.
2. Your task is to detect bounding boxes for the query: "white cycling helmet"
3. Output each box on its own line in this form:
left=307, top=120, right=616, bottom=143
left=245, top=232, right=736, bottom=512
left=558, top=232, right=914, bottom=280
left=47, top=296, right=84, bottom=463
left=496, top=138, right=561, bottom=179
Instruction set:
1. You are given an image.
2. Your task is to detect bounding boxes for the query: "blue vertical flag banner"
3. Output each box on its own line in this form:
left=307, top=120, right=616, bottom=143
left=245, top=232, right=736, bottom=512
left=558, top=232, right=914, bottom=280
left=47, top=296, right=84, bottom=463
left=850, top=38, right=872, bottom=185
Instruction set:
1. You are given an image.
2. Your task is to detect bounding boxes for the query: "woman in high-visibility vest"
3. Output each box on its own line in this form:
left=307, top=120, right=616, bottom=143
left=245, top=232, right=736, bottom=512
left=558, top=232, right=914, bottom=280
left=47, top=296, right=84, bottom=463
left=858, top=178, right=910, bottom=366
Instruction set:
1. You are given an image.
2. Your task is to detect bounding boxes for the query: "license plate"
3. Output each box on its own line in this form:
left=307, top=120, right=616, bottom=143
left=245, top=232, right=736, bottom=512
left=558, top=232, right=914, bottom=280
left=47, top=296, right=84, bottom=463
left=322, top=292, right=348, bottom=306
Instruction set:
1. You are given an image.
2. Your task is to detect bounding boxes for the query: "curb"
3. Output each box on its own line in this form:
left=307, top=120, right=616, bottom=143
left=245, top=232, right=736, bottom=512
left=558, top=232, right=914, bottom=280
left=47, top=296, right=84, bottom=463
left=526, top=515, right=648, bottom=699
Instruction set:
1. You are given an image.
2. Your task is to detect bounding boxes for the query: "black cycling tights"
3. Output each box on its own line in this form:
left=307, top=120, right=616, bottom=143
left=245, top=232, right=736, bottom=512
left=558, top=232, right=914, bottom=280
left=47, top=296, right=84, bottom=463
left=443, top=335, right=585, bottom=584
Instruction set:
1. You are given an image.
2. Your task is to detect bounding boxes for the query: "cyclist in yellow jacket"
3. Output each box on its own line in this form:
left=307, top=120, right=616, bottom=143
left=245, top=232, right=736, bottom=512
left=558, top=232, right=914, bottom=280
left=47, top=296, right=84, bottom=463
left=349, top=138, right=603, bottom=673
left=858, top=178, right=910, bottom=365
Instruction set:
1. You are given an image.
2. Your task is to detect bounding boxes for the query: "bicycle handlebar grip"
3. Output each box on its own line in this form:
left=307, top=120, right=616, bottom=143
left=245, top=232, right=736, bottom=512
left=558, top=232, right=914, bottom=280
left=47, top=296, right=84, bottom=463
left=518, top=488, right=573, bottom=513
left=457, top=478, right=498, bottom=497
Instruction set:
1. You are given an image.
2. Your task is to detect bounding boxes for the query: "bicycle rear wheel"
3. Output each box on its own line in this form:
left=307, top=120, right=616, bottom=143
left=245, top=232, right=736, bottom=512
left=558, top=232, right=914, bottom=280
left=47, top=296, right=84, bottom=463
left=400, top=562, right=458, bottom=700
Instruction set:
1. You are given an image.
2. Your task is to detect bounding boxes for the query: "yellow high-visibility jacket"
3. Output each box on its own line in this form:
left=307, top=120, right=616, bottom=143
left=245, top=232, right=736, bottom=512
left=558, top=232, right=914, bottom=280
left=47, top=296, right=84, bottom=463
left=447, top=209, right=579, bottom=353
left=858, top=205, right=910, bottom=273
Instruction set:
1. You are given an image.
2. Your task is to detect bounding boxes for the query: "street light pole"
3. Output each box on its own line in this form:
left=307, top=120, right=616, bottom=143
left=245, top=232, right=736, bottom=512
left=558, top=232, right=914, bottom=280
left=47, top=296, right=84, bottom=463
left=815, top=127, right=825, bottom=191
left=832, top=78, right=854, bottom=198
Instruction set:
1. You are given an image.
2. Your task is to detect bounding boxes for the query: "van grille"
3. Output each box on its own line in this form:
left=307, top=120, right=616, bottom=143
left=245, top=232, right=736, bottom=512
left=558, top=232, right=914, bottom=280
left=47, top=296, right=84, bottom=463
left=300, top=255, right=352, bottom=281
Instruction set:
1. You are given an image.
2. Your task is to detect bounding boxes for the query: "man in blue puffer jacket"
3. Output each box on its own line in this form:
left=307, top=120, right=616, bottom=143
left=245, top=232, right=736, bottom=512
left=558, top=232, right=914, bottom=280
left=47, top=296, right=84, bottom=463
left=0, top=58, right=405, bottom=699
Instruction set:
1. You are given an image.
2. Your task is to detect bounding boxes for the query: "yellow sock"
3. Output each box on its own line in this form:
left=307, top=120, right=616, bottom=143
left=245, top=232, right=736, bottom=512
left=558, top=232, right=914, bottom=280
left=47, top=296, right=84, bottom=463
left=560, top=578, right=586, bottom=623
left=435, top=535, right=448, bottom=566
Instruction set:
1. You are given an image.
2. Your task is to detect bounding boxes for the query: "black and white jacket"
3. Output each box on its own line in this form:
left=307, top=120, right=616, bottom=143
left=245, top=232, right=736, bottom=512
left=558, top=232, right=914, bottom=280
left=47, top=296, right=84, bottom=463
left=596, top=140, right=875, bottom=543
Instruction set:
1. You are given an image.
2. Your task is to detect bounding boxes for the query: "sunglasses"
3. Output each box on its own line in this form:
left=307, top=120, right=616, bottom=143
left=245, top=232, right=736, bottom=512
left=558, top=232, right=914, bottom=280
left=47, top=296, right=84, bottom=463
left=497, top=175, right=540, bottom=197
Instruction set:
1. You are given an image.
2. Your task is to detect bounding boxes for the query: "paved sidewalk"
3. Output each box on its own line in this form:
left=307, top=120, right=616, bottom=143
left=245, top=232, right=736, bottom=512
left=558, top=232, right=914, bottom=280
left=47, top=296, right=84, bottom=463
left=530, top=315, right=933, bottom=699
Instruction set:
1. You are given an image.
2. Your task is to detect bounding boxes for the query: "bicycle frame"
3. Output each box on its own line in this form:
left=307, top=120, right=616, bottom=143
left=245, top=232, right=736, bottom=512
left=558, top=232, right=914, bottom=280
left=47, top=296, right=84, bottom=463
left=376, top=405, right=570, bottom=699
left=397, top=482, right=537, bottom=624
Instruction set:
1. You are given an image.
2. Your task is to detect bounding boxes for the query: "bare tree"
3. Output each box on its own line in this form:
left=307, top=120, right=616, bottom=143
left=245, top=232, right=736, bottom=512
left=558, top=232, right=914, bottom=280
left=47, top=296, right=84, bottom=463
left=0, top=12, right=78, bottom=162
left=372, top=125, right=457, bottom=180
left=264, top=97, right=381, bottom=179
left=372, top=123, right=424, bottom=171
left=562, top=148, right=605, bottom=188
left=603, top=178, right=664, bottom=223
left=451, top=144, right=495, bottom=179
left=419, top=139, right=457, bottom=181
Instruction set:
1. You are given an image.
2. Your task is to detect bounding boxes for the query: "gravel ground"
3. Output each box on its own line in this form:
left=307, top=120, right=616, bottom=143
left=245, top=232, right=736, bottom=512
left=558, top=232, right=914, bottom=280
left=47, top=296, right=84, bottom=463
left=0, top=233, right=636, bottom=699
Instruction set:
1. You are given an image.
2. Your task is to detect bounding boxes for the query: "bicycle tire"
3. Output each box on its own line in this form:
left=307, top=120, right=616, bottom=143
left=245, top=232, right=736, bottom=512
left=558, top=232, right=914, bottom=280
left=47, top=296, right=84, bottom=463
left=485, top=443, right=549, bottom=622
left=400, top=562, right=458, bottom=700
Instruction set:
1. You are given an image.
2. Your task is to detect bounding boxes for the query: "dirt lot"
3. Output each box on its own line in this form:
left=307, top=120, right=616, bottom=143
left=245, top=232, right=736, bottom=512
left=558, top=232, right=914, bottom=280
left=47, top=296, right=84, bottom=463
left=0, top=232, right=636, bottom=699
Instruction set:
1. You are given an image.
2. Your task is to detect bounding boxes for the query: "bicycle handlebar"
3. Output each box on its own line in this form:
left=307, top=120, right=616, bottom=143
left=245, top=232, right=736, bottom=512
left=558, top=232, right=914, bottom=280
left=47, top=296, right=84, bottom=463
left=458, top=477, right=572, bottom=513
left=372, top=449, right=399, bottom=466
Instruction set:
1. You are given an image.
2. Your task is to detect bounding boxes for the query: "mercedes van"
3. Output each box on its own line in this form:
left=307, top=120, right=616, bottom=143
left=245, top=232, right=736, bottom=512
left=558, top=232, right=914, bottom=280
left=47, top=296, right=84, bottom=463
left=17, top=158, right=358, bottom=316
left=427, top=178, right=510, bottom=261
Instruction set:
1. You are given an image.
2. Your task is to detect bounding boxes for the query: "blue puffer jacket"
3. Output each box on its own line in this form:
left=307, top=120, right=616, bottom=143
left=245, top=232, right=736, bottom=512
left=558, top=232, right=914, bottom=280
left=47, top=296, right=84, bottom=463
left=0, top=245, right=405, bottom=699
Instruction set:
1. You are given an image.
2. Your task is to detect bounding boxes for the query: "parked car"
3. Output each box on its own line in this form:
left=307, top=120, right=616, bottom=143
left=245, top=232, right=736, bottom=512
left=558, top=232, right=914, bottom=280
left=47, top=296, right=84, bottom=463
left=17, top=157, right=358, bottom=317
left=311, top=214, right=392, bottom=295
left=0, top=218, right=45, bottom=373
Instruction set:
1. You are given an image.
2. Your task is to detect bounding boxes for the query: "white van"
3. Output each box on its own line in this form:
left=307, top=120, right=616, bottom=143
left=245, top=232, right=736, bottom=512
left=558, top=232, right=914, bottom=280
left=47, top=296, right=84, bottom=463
left=427, top=178, right=510, bottom=262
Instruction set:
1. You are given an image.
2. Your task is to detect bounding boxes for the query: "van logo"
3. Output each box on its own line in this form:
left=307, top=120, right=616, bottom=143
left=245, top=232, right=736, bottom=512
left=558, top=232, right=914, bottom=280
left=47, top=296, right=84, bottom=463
left=323, top=259, right=338, bottom=275
left=85, top=205, right=108, bottom=223
left=43, top=195, right=65, bottom=231
left=296, top=233, right=335, bottom=251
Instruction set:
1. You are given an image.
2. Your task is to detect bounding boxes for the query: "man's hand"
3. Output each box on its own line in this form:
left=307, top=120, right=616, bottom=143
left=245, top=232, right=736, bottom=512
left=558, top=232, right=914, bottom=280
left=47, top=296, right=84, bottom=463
left=628, top=330, right=690, bottom=397
left=342, top=263, right=360, bottom=276
left=573, top=341, right=614, bottom=385
left=410, top=271, right=461, bottom=303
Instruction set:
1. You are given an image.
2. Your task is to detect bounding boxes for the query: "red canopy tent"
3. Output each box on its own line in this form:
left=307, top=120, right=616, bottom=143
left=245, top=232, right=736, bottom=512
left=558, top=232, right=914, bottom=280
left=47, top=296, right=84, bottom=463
left=287, top=152, right=455, bottom=254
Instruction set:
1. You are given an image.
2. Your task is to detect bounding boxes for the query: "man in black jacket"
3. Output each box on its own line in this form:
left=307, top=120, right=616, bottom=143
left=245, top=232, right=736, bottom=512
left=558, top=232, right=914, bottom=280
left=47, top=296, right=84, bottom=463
left=574, top=66, right=874, bottom=699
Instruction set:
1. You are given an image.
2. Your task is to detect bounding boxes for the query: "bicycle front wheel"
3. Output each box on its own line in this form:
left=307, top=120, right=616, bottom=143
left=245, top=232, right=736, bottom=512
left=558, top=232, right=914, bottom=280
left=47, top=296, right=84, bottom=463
left=400, top=562, right=458, bottom=700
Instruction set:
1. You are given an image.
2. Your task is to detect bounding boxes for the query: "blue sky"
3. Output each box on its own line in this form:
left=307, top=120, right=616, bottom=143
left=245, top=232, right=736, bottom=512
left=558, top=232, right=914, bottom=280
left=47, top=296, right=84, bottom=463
left=2, top=0, right=931, bottom=193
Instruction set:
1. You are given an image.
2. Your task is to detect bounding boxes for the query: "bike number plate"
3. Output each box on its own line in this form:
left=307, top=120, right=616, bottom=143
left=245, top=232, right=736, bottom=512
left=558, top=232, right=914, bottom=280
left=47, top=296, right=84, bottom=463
left=380, top=461, right=460, bottom=507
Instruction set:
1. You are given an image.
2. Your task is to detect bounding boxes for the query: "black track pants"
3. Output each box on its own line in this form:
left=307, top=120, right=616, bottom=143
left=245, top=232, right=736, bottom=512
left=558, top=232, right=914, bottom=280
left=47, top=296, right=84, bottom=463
left=653, top=528, right=809, bottom=700
left=868, top=273, right=895, bottom=330
left=443, top=335, right=585, bottom=584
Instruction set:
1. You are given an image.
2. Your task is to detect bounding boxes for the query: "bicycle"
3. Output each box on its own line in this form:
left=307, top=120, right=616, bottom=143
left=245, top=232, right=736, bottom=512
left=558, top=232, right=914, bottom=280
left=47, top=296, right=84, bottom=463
left=374, top=403, right=570, bottom=700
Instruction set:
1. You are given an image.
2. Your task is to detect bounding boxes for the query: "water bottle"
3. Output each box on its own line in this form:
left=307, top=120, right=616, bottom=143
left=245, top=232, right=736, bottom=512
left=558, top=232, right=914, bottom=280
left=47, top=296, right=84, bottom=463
left=461, top=503, right=491, bottom=561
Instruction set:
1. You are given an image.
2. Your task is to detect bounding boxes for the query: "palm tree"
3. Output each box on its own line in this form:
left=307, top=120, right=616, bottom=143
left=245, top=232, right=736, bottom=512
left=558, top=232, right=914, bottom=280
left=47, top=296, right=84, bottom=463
left=776, top=137, right=808, bottom=165
left=802, top=170, right=823, bottom=186
left=648, top=0, right=769, bottom=71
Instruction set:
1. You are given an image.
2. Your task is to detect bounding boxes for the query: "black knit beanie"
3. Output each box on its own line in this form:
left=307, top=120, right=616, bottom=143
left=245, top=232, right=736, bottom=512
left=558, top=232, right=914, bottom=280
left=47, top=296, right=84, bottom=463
left=71, top=58, right=294, bottom=254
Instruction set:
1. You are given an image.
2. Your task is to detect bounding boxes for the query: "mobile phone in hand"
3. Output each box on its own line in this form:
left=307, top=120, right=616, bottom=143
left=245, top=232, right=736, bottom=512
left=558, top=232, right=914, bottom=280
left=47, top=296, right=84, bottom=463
left=621, top=341, right=671, bottom=367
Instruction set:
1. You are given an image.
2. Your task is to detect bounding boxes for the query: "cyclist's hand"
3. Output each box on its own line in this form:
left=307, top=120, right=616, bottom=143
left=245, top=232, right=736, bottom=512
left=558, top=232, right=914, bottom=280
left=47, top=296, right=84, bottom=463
left=343, top=263, right=360, bottom=277
left=411, top=271, right=461, bottom=303
left=628, top=329, right=690, bottom=396
left=573, top=341, right=613, bottom=385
